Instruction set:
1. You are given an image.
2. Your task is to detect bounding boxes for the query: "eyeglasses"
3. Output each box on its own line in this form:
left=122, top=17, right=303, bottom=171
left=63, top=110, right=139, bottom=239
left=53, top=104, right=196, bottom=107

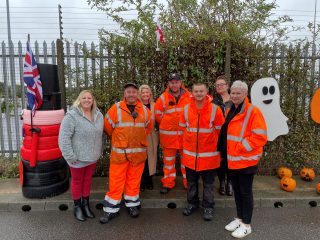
left=214, top=83, right=227, bottom=88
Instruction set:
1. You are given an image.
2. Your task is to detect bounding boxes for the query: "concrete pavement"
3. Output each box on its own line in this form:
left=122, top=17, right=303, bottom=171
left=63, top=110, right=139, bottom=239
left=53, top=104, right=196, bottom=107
left=0, top=176, right=319, bottom=212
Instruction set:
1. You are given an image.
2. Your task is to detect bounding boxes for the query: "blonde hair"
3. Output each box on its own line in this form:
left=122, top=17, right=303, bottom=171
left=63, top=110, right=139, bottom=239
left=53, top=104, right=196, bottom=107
left=139, top=84, right=154, bottom=104
left=73, top=90, right=97, bottom=116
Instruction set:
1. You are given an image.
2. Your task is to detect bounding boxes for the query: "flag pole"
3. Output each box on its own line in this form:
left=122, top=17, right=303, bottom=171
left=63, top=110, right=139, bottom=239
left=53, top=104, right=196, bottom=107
left=156, top=39, right=160, bottom=52
left=28, top=34, right=33, bottom=129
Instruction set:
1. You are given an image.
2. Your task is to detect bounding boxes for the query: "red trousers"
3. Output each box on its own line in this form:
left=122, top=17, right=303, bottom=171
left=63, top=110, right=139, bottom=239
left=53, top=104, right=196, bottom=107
left=69, top=163, right=96, bottom=200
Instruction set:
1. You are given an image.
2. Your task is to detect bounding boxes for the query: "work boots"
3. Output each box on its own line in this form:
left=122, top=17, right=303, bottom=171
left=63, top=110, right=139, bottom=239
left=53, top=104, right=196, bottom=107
left=226, top=180, right=233, bottom=196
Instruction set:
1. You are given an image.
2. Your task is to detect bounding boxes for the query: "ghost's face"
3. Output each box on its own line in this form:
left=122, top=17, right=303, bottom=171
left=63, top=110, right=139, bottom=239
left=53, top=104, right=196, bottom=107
left=251, top=78, right=280, bottom=108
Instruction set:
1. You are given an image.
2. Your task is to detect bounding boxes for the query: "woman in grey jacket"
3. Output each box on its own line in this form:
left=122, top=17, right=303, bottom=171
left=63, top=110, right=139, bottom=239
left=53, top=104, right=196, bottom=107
left=59, top=90, right=104, bottom=222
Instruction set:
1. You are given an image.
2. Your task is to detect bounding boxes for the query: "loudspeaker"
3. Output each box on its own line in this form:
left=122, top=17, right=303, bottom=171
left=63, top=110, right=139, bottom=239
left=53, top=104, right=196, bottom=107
left=37, top=64, right=60, bottom=95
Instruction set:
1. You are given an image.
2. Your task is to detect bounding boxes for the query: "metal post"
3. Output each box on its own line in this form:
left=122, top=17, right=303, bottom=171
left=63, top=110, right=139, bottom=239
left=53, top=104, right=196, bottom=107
left=58, top=5, right=63, bottom=40
left=57, top=39, right=66, bottom=111
left=6, top=0, right=12, bottom=45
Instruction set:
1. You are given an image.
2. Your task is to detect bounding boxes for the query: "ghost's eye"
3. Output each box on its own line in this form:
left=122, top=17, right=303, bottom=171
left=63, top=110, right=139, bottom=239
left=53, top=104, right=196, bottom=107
left=262, top=86, right=268, bottom=95
left=269, top=86, right=275, bottom=95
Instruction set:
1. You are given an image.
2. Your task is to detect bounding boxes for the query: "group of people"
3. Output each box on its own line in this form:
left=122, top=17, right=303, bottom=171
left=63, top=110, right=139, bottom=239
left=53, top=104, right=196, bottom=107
left=58, top=73, right=268, bottom=239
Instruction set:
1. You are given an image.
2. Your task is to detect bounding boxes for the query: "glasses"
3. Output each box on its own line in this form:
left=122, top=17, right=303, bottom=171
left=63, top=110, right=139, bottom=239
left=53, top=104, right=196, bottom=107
left=214, top=83, right=227, bottom=88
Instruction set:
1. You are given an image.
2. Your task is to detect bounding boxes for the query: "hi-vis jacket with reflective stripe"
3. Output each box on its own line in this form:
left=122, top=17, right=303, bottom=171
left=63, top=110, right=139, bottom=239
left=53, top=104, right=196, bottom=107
left=104, top=99, right=153, bottom=165
left=154, top=86, right=191, bottom=149
left=179, top=96, right=225, bottom=171
left=226, top=98, right=267, bottom=169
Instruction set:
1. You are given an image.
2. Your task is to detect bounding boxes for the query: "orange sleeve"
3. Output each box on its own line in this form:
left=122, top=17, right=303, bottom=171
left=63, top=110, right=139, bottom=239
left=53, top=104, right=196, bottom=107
left=179, top=105, right=187, bottom=131
left=154, top=94, right=165, bottom=124
left=145, top=108, right=153, bottom=135
left=214, top=105, right=225, bottom=134
left=104, top=104, right=117, bottom=137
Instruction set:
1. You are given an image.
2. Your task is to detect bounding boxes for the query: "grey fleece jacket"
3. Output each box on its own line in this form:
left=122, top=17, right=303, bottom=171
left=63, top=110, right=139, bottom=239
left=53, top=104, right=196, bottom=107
left=58, top=107, right=104, bottom=168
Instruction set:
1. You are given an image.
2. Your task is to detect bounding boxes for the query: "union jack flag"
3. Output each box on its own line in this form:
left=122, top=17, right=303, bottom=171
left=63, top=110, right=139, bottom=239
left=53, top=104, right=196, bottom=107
left=23, top=41, right=43, bottom=112
left=155, top=20, right=165, bottom=43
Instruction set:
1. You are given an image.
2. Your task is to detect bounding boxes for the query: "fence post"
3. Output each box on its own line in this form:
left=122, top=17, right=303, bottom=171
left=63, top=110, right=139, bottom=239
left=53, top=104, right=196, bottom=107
left=9, top=40, right=20, bottom=152
left=56, top=39, right=66, bottom=111
left=18, top=41, right=25, bottom=108
left=74, top=41, right=80, bottom=93
left=83, top=41, right=88, bottom=87
left=91, top=42, right=96, bottom=87
left=43, top=41, right=48, bottom=64
left=66, top=41, right=72, bottom=91
left=1, top=41, right=13, bottom=157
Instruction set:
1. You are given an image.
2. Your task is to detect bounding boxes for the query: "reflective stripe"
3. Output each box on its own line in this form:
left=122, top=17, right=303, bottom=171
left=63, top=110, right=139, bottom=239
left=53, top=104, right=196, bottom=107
left=209, top=104, right=217, bottom=128
left=227, top=135, right=241, bottom=142
left=112, top=146, right=146, bottom=153
left=239, top=105, right=253, bottom=139
left=142, top=105, right=148, bottom=125
left=179, top=122, right=186, bottom=127
left=182, top=174, right=186, bottom=178
left=160, top=94, right=165, bottom=110
left=164, top=108, right=183, bottom=114
left=155, top=110, right=163, bottom=115
left=115, top=122, right=145, bottom=128
left=228, top=153, right=262, bottom=161
left=116, top=102, right=122, bottom=122
left=183, top=149, right=219, bottom=157
left=105, top=113, right=115, bottom=128
left=124, top=194, right=139, bottom=201
left=184, top=104, right=189, bottom=127
left=159, top=130, right=183, bottom=135
left=252, top=129, right=267, bottom=135
left=186, top=127, right=213, bottom=133
left=164, top=165, right=175, bottom=170
left=164, top=173, right=176, bottom=179
left=181, top=164, right=185, bottom=169
left=242, top=139, right=252, bottom=151
left=105, top=195, right=121, bottom=205
left=125, top=201, right=140, bottom=207
left=103, top=207, right=120, bottom=213
left=165, top=156, right=175, bottom=161
left=215, top=126, right=221, bottom=130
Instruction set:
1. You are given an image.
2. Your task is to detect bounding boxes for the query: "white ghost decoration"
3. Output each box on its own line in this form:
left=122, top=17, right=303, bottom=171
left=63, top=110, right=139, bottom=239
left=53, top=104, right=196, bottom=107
left=251, top=77, right=289, bottom=141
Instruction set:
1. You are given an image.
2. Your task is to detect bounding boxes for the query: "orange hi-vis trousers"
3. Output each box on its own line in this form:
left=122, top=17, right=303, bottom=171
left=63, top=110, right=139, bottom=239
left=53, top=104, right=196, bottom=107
left=103, top=161, right=144, bottom=213
left=161, top=148, right=187, bottom=189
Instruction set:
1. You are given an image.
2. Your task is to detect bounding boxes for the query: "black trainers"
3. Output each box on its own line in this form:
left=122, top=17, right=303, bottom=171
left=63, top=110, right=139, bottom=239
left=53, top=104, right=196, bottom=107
left=160, top=186, right=170, bottom=194
left=182, top=205, right=198, bottom=216
left=127, top=206, right=140, bottom=218
left=99, top=212, right=119, bottom=224
left=203, top=208, right=214, bottom=221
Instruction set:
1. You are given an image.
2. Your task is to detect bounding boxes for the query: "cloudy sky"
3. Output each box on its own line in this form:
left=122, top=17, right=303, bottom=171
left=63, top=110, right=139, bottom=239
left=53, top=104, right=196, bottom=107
left=0, top=0, right=319, bottom=44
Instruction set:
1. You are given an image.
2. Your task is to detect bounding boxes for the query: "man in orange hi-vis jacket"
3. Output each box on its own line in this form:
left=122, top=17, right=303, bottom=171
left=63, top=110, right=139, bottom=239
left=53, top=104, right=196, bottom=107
left=100, top=83, right=153, bottom=224
left=154, top=73, right=191, bottom=194
left=179, top=83, right=224, bottom=221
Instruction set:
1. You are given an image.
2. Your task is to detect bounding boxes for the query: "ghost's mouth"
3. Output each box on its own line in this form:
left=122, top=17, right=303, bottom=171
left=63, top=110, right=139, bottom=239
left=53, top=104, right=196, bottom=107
left=263, top=99, right=273, bottom=104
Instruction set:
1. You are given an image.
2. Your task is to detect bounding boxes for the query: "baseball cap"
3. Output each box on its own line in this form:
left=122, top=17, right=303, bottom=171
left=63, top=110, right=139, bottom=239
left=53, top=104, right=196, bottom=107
left=124, top=82, right=138, bottom=90
left=168, top=73, right=182, bottom=81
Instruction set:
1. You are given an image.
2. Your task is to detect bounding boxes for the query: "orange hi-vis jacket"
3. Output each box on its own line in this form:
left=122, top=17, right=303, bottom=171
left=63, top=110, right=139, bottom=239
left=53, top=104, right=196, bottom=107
left=179, top=95, right=225, bottom=171
left=104, top=99, right=153, bottom=165
left=226, top=98, right=267, bottom=170
left=154, top=86, right=191, bottom=149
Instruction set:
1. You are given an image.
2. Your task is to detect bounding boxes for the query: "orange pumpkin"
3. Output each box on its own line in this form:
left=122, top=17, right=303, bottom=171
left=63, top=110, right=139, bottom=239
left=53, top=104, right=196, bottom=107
left=310, top=88, right=320, bottom=124
left=300, top=168, right=316, bottom=182
left=277, top=167, right=292, bottom=179
left=316, top=182, right=320, bottom=194
left=280, top=177, right=296, bottom=192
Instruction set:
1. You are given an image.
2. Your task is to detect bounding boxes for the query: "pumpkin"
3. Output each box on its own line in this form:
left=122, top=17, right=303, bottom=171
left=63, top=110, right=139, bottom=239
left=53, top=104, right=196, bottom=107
left=300, top=168, right=316, bottom=182
left=310, top=88, right=320, bottom=124
left=277, top=167, right=292, bottom=179
left=280, top=177, right=296, bottom=192
left=316, top=183, right=320, bottom=194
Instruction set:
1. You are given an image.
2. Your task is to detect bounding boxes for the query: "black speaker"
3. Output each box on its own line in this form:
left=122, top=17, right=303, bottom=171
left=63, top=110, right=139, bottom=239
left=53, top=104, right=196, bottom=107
left=37, top=64, right=60, bottom=95
left=27, top=92, right=61, bottom=111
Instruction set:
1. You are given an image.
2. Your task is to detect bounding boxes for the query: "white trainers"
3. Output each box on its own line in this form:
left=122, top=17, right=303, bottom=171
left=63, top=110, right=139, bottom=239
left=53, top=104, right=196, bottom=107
left=231, top=223, right=252, bottom=238
left=225, top=218, right=241, bottom=232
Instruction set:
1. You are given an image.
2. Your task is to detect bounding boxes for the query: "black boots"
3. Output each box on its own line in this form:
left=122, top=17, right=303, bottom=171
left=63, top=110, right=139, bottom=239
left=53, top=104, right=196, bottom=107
left=226, top=180, right=233, bottom=196
left=219, top=179, right=233, bottom=196
left=73, top=197, right=95, bottom=222
left=74, top=199, right=86, bottom=222
left=99, top=212, right=119, bottom=224
left=127, top=206, right=140, bottom=218
left=82, top=196, right=95, bottom=219
left=219, top=180, right=226, bottom=195
left=182, top=204, right=198, bottom=216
